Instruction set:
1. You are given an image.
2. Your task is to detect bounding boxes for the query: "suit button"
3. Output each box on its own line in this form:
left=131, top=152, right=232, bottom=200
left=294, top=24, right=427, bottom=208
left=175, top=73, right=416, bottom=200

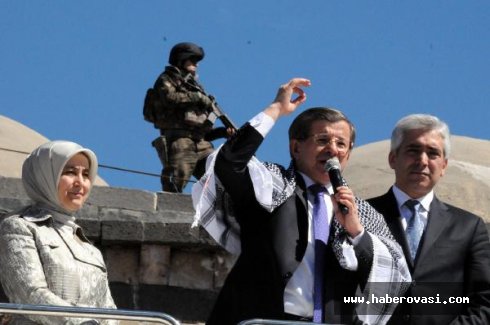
left=283, top=272, right=292, bottom=280
left=403, top=314, right=410, bottom=322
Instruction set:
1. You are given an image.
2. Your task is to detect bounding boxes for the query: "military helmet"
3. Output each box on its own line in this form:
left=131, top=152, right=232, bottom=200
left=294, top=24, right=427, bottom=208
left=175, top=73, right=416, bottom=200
left=168, top=42, right=205, bottom=67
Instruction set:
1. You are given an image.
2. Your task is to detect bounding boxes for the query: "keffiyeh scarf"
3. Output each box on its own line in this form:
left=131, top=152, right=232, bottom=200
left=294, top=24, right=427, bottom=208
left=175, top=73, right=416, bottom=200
left=192, top=148, right=411, bottom=324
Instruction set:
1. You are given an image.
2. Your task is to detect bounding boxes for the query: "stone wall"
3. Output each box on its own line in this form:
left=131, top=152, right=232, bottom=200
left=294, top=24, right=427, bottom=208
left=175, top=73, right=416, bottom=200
left=1, top=176, right=490, bottom=324
left=0, top=176, right=236, bottom=324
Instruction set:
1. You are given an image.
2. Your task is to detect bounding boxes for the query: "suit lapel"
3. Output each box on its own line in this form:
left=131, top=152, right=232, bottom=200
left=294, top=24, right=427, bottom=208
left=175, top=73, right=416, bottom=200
left=384, top=191, right=414, bottom=268
left=56, top=227, right=106, bottom=269
left=294, top=178, right=309, bottom=259
left=415, top=197, right=450, bottom=264
left=271, top=179, right=309, bottom=276
left=295, top=180, right=308, bottom=213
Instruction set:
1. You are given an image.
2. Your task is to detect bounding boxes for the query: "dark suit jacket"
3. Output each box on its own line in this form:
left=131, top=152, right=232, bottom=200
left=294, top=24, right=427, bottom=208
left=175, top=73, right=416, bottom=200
left=368, top=188, right=490, bottom=325
left=207, top=124, right=374, bottom=325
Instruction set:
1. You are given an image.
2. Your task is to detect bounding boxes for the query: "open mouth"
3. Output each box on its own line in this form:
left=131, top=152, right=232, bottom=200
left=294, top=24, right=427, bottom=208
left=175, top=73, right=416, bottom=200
left=318, top=155, right=334, bottom=166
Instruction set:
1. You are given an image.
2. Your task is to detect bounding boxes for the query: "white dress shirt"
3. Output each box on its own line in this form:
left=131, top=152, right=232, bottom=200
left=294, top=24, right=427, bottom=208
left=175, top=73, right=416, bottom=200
left=392, top=185, right=432, bottom=231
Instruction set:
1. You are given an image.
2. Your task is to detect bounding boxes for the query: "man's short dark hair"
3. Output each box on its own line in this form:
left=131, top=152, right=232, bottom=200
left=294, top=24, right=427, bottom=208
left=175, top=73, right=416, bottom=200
left=288, top=107, right=356, bottom=147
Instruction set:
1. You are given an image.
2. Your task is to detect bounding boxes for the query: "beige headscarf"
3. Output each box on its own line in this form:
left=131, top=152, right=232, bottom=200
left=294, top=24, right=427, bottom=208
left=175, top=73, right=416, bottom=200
left=22, top=140, right=98, bottom=215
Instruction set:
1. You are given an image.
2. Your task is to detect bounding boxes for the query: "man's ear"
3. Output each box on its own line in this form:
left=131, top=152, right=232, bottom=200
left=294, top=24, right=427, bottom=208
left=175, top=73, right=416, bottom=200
left=440, top=158, right=448, bottom=177
left=388, top=151, right=396, bottom=169
left=290, top=139, right=300, bottom=159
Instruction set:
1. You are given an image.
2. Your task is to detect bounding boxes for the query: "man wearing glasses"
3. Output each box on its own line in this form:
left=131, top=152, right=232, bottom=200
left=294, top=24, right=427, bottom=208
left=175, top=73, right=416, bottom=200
left=193, top=78, right=410, bottom=325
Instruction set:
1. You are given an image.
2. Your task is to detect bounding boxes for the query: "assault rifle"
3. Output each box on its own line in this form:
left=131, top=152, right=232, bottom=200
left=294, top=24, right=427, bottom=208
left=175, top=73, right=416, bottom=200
left=207, top=96, right=238, bottom=131
left=183, top=74, right=238, bottom=131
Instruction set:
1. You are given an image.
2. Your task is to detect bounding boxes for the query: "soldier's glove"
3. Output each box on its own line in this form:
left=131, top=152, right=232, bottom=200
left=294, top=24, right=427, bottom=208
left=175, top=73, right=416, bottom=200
left=205, top=127, right=228, bottom=141
left=189, top=92, right=213, bottom=110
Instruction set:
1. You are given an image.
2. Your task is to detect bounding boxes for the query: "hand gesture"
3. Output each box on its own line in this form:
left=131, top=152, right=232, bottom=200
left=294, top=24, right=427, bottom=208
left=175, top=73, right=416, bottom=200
left=264, top=78, right=311, bottom=121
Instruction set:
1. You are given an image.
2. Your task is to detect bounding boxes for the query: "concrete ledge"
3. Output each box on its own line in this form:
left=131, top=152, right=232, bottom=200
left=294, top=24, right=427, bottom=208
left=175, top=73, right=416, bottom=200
left=142, top=211, right=201, bottom=245
left=100, top=208, right=145, bottom=243
left=0, top=197, right=31, bottom=214
left=156, top=192, right=195, bottom=213
left=77, top=204, right=102, bottom=239
left=0, top=176, right=26, bottom=198
left=89, top=186, right=156, bottom=212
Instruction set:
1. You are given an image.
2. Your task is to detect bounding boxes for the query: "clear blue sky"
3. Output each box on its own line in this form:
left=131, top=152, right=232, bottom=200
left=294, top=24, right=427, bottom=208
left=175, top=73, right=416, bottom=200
left=1, top=1, right=489, bottom=193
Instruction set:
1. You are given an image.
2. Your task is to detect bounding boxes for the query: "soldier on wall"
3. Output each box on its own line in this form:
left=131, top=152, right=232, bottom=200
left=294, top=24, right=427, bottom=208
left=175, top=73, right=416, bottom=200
left=144, top=42, right=233, bottom=192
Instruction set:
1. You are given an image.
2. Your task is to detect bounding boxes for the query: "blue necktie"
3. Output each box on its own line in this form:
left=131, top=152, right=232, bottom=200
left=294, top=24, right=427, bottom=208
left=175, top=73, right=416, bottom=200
left=404, top=200, right=424, bottom=261
left=309, top=184, right=330, bottom=323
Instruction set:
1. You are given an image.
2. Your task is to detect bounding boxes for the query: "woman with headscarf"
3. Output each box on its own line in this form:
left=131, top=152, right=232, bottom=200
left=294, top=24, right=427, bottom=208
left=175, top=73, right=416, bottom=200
left=0, top=141, right=117, bottom=325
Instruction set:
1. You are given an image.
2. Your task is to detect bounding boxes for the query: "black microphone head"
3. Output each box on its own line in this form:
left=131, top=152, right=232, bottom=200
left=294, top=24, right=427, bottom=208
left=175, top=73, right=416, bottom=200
left=325, top=157, right=341, bottom=172
left=324, top=156, right=349, bottom=215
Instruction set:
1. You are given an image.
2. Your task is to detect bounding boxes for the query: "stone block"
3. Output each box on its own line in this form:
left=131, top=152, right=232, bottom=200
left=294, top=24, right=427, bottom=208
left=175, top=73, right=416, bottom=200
left=198, top=225, right=223, bottom=248
left=142, top=211, right=202, bottom=245
left=0, top=197, right=31, bottom=214
left=168, top=250, right=214, bottom=290
left=0, top=177, right=27, bottom=199
left=101, top=208, right=144, bottom=244
left=213, top=252, right=237, bottom=289
left=157, top=192, right=195, bottom=213
left=105, top=246, right=140, bottom=284
left=89, top=186, right=156, bottom=212
left=139, top=244, right=171, bottom=285
left=76, top=204, right=101, bottom=240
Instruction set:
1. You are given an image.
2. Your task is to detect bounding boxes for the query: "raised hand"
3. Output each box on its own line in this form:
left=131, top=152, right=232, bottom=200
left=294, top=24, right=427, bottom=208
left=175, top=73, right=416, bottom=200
left=264, top=78, right=311, bottom=121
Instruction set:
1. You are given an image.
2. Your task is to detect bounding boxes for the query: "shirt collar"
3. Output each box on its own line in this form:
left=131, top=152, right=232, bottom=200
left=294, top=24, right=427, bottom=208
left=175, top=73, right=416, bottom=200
left=21, top=205, right=78, bottom=231
left=392, top=184, right=434, bottom=212
left=299, top=172, right=334, bottom=195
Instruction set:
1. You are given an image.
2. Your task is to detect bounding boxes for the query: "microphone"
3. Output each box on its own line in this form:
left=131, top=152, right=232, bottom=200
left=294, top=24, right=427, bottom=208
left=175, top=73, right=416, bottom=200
left=325, top=157, right=349, bottom=215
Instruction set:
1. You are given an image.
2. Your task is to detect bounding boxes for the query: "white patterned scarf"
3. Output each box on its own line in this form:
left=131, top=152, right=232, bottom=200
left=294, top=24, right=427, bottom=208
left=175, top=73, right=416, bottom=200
left=192, top=148, right=411, bottom=324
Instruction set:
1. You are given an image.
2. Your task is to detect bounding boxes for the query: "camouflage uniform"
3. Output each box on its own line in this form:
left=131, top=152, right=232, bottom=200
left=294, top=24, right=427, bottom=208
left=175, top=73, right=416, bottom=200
left=149, top=44, right=226, bottom=192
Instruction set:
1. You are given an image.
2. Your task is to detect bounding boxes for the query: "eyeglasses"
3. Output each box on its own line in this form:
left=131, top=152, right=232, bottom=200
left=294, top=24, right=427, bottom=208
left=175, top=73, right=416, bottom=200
left=306, top=133, right=351, bottom=154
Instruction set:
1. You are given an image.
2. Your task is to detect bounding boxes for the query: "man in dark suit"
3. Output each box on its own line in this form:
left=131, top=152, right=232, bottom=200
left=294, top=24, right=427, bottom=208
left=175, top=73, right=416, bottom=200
left=193, top=78, right=410, bottom=325
left=368, top=114, right=490, bottom=324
